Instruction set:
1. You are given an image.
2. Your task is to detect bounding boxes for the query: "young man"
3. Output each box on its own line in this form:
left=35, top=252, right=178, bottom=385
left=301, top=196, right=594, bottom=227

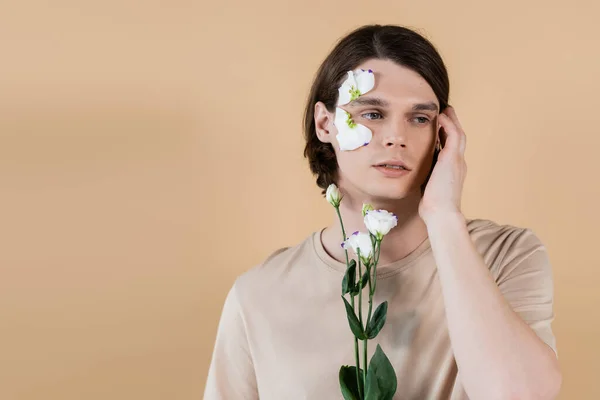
left=204, top=25, right=561, bottom=399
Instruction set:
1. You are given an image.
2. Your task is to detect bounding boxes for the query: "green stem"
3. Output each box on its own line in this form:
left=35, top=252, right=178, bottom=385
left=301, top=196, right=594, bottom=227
left=352, top=297, right=361, bottom=397
left=363, top=338, right=368, bottom=388
left=357, top=256, right=363, bottom=328
left=366, top=261, right=374, bottom=327
left=334, top=206, right=362, bottom=397
left=372, top=241, right=382, bottom=295
left=363, top=241, right=381, bottom=390
left=357, top=255, right=366, bottom=391
left=364, top=254, right=376, bottom=390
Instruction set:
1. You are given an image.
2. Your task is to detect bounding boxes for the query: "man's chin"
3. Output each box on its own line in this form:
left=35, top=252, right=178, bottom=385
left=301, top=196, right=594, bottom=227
left=365, top=186, right=416, bottom=202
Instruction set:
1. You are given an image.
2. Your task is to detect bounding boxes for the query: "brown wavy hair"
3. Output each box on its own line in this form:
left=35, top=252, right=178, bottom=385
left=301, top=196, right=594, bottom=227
left=302, top=24, right=450, bottom=195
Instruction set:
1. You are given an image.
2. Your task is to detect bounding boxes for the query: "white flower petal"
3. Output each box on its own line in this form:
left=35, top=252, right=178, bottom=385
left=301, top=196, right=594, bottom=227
left=337, top=87, right=352, bottom=106
left=337, top=71, right=357, bottom=106
left=334, top=107, right=373, bottom=151
left=334, top=106, right=349, bottom=126
left=337, top=131, right=372, bottom=151
left=326, top=183, right=342, bottom=206
left=364, top=209, right=398, bottom=239
left=343, top=71, right=356, bottom=86
left=344, top=231, right=374, bottom=261
left=355, top=69, right=375, bottom=95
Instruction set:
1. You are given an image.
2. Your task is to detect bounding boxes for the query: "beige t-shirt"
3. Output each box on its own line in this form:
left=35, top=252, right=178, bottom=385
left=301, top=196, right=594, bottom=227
left=204, top=218, right=557, bottom=399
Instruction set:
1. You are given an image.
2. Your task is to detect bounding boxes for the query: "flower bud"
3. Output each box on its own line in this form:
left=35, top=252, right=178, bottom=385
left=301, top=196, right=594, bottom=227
left=326, top=184, right=342, bottom=207
left=361, top=203, right=374, bottom=217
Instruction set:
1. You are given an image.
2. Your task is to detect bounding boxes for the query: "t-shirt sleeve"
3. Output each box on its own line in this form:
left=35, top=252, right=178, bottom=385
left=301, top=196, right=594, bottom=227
left=495, top=229, right=558, bottom=357
left=204, top=281, right=259, bottom=399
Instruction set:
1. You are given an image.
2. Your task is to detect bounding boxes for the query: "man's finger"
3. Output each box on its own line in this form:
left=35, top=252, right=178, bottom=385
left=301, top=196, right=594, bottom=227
left=438, top=113, right=462, bottom=154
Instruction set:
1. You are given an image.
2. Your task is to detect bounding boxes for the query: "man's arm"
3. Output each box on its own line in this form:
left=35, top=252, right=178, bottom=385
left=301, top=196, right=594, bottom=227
left=426, top=212, right=562, bottom=400
left=204, top=282, right=258, bottom=399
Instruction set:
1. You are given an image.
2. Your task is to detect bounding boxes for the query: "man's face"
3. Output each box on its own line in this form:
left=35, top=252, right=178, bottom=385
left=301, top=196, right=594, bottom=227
left=320, top=59, right=440, bottom=202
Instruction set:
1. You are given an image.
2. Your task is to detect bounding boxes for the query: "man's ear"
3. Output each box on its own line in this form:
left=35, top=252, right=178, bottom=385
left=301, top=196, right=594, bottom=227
left=314, top=102, right=335, bottom=144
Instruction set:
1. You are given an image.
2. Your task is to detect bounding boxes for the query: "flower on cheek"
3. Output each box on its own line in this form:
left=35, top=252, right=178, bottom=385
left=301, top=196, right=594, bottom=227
left=334, top=107, right=373, bottom=151
left=337, top=69, right=375, bottom=106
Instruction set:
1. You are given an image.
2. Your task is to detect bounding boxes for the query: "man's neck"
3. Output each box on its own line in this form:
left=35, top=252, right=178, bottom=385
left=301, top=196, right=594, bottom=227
left=321, top=194, right=429, bottom=266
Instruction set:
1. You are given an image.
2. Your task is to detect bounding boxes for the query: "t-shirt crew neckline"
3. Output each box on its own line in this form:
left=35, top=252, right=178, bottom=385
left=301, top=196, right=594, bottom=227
left=311, top=227, right=433, bottom=278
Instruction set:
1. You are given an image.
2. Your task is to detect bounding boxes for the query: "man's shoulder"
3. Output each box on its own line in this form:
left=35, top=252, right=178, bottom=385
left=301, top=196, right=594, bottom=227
left=466, top=217, right=546, bottom=272
left=233, top=230, right=317, bottom=293
left=467, top=217, right=543, bottom=246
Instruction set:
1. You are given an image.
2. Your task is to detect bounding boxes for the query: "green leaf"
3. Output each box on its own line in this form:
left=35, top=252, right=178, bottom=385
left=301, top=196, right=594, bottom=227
left=342, top=296, right=366, bottom=340
left=365, top=301, right=388, bottom=339
left=359, top=271, right=369, bottom=290
left=339, top=365, right=364, bottom=400
left=364, top=344, right=397, bottom=400
left=350, top=269, right=368, bottom=296
left=342, top=260, right=357, bottom=295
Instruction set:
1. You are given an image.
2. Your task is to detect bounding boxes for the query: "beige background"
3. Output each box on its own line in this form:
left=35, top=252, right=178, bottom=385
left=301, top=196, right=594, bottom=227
left=1, top=0, right=598, bottom=398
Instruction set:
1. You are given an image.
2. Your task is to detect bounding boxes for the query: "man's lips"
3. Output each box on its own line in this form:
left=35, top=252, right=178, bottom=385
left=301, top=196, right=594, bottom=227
left=373, top=159, right=411, bottom=171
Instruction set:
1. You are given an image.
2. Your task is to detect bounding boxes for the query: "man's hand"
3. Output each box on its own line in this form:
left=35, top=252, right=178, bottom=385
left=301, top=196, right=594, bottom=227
left=418, top=105, right=467, bottom=224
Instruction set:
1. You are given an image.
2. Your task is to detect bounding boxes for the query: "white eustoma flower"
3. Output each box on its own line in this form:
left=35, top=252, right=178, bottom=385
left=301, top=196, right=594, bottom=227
left=326, top=183, right=342, bottom=207
left=337, top=69, right=375, bottom=106
left=334, top=107, right=373, bottom=151
left=364, top=209, right=398, bottom=240
left=342, top=231, right=374, bottom=264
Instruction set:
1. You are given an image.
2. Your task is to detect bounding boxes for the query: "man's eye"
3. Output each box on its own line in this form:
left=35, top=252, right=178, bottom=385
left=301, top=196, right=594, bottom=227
left=413, top=117, right=430, bottom=124
left=362, top=112, right=383, bottom=120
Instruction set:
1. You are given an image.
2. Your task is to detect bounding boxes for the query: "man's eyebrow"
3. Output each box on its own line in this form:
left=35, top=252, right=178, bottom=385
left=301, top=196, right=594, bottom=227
left=412, top=102, right=439, bottom=112
left=347, top=97, right=390, bottom=108
left=347, top=97, right=439, bottom=112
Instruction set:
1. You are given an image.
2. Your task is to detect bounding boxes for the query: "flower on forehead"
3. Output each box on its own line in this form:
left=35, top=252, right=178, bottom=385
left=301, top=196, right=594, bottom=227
left=364, top=209, right=398, bottom=240
left=337, top=69, right=375, bottom=106
left=334, top=107, right=372, bottom=151
left=342, top=231, right=374, bottom=264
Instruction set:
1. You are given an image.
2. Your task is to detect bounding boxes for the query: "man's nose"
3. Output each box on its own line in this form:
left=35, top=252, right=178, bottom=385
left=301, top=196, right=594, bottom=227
left=382, top=119, right=407, bottom=148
